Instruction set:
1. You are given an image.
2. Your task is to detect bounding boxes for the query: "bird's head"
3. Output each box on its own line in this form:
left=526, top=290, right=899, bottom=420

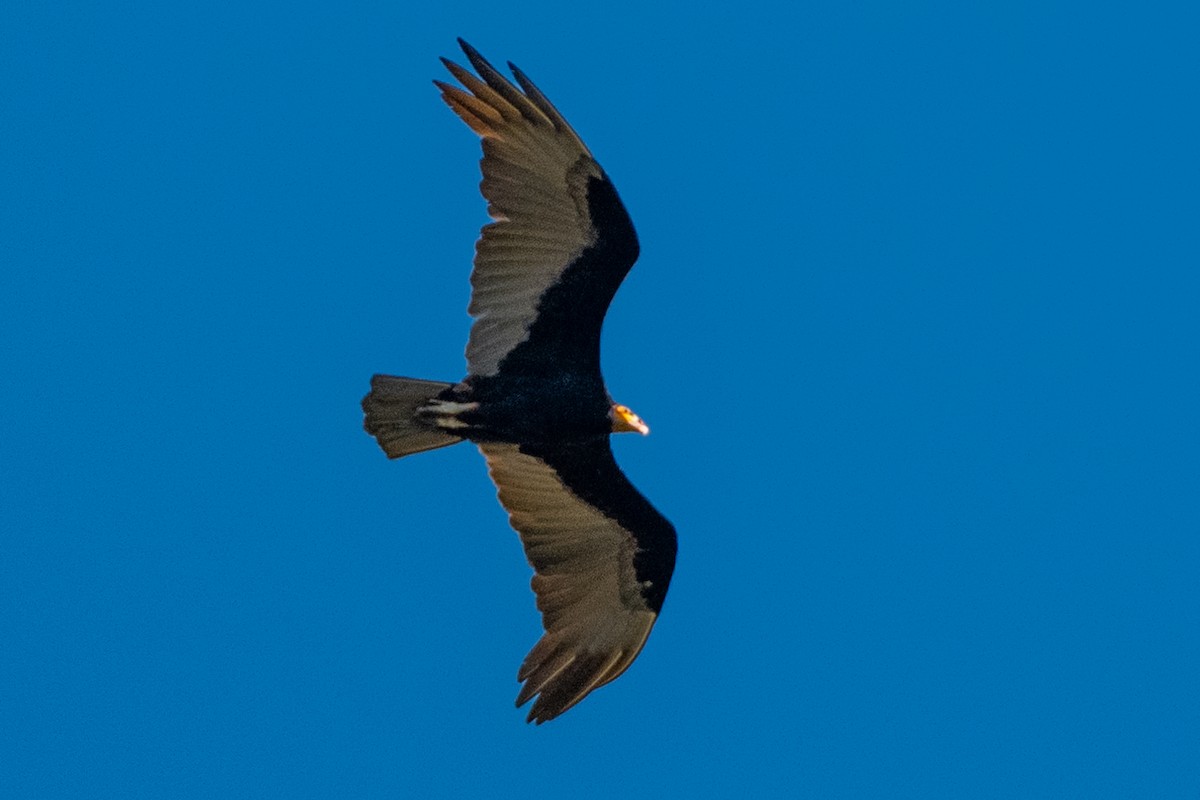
left=610, top=403, right=650, bottom=435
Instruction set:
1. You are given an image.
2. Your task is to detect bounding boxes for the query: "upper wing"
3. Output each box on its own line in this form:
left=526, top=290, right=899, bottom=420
left=437, top=40, right=640, bottom=379
left=478, top=440, right=677, bottom=723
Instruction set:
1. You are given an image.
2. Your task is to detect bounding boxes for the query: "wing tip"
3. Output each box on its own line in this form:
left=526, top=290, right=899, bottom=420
left=513, top=637, right=648, bottom=724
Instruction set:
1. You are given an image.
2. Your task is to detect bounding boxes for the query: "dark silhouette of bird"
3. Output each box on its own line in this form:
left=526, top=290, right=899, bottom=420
left=362, top=39, right=676, bottom=724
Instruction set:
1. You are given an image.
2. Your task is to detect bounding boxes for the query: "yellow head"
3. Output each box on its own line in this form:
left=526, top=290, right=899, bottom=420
left=610, top=403, right=650, bottom=435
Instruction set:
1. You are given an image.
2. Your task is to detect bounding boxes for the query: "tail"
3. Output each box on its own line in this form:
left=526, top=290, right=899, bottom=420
left=362, top=375, right=462, bottom=459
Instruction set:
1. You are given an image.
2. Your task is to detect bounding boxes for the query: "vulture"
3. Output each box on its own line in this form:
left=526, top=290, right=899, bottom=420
left=362, top=39, right=677, bottom=724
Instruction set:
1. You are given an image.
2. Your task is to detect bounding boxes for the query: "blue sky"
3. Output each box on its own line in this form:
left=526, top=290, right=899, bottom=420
left=3, top=1, right=1198, bottom=797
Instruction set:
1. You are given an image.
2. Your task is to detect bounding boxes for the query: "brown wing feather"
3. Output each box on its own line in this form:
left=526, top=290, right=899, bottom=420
left=437, top=40, right=608, bottom=378
left=478, top=441, right=667, bottom=723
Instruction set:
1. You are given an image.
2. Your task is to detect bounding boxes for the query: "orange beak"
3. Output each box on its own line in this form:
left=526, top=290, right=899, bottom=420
left=611, top=404, right=650, bottom=435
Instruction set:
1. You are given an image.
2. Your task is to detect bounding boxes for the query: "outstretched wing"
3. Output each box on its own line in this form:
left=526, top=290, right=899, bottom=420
left=478, top=440, right=677, bottom=723
left=436, top=40, right=640, bottom=379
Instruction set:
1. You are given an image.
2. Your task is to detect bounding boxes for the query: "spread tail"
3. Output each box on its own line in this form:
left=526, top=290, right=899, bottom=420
left=362, top=375, right=462, bottom=459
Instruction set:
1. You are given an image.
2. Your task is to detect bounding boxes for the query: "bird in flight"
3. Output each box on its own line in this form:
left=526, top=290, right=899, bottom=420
left=362, top=39, right=677, bottom=724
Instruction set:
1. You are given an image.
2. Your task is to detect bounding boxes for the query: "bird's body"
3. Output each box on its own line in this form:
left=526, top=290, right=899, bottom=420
left=362, top=40, right=676, bottom=723
left=428, top=371, right=614, bottom=443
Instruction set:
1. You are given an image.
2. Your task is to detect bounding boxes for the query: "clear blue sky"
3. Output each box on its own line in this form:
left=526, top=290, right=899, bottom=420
left=3, top=2, right=1198, bottom=797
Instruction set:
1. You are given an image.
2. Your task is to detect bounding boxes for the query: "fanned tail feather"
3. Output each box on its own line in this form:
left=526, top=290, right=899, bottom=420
left=362, top=375, right=462, bottom=459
